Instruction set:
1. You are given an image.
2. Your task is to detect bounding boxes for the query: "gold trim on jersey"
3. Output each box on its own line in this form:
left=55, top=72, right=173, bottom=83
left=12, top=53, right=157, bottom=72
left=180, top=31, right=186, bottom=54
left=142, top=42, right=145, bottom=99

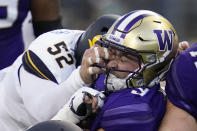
left=24, top=53, right=43, bottom=79
left=26, top=50, right=50, bottom=80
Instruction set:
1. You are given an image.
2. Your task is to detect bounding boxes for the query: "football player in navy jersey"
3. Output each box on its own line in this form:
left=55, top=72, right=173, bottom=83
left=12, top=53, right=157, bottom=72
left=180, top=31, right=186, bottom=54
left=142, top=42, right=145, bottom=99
left=159, top=42, right=197, bottom=131
left=0, top=0, right=62, bottom=70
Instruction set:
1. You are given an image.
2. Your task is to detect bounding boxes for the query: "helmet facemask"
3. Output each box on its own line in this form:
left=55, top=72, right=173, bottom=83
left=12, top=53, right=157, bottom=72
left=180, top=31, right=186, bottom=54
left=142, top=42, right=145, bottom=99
left=96, top=35, right=159, bottom=90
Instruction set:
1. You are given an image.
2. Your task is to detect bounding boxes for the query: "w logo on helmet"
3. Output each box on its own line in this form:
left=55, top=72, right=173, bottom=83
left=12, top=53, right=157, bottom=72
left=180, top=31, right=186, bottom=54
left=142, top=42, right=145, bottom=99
left=153, top=30, right=173, bottom=51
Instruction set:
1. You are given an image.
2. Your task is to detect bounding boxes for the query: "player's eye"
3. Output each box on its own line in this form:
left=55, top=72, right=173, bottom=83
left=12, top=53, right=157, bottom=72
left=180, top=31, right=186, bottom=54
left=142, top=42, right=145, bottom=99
left=127, top=54, right=139, bottom=63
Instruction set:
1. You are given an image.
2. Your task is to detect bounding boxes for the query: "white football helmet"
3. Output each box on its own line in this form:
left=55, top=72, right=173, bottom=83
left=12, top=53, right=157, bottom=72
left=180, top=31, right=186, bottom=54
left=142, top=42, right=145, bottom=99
left=97, top=10, right=178, bottom=88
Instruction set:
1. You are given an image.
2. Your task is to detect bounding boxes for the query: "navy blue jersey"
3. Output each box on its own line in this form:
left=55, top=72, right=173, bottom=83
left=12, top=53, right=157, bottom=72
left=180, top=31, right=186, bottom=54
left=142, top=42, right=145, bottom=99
left=92, top=76, right=166, bottom=131
left=166, top=43, right=197, bottom=119
left=0, top=0, right=30, bottom=69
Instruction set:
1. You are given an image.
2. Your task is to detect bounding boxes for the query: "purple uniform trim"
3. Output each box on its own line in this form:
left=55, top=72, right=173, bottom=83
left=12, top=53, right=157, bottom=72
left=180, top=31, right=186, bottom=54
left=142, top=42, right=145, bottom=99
left=102, top=115, right=154, bottom=128
left=103, top=103, right=150, bottom=117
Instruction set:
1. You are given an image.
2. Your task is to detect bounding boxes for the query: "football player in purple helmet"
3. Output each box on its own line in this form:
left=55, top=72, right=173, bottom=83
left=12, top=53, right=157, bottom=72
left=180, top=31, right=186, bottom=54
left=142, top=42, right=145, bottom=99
left=77, top=10, right=179, bottom=131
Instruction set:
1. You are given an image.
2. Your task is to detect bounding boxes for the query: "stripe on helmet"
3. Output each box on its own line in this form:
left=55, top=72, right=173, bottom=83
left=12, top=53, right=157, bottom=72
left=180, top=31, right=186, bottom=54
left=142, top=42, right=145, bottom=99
left=112, top=10, right=158, bottom=38
left=112, top=11, right=137, bottom=35
left=120, top=14, right=149, bottom=38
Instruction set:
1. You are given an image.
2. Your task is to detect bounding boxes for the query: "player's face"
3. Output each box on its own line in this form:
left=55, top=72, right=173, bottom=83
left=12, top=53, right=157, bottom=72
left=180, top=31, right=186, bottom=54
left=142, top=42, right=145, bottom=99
left=106, top=48, right=140, bottom=79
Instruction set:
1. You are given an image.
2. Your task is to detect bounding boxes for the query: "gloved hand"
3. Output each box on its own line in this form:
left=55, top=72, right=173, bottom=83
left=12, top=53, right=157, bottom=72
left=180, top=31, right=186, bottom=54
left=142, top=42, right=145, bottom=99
left=52, top=87, right=105, bottom=124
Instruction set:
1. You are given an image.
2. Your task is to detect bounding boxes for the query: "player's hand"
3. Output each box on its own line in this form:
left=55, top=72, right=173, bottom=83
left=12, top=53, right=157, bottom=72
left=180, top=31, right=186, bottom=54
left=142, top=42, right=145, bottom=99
left=80, top=46, right=114, bottom=84
left=52, top=87, right=105, bottom=124
left=69, top=87, right=105, bottom=118
left=178, top=41, right=189, bottom=53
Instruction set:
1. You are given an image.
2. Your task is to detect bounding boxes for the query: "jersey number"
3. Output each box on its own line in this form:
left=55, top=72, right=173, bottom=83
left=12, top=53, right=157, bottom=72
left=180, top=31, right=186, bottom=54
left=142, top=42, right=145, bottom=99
left=131, top=88, right=149, bottom=96
left=0, top=0, right=18, bottom=28
left=190, top=51, right=197, bottom=68
left=47, top=42, right=74, bottom=68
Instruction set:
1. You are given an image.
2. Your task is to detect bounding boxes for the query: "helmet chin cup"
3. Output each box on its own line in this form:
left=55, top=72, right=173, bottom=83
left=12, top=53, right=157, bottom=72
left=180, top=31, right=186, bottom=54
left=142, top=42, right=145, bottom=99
left=105, top=73, right=130, bottom=92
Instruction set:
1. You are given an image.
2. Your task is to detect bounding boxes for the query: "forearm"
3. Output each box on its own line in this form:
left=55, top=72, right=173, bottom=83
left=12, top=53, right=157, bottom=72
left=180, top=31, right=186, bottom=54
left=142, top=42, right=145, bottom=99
left=20, top=66, right=85, bottom=121
left=31, top=0, right=62, bottom=37
left=159, top=99, right=197, bottom=131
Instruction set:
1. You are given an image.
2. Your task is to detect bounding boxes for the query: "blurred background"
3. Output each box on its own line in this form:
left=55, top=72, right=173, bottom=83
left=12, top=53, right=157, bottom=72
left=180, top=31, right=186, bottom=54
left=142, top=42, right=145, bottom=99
left=60, top=0, right=197, bottom=44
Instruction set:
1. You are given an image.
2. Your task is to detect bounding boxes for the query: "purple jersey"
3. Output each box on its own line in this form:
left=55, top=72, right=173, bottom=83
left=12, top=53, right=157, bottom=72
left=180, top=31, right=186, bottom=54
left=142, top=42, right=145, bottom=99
left=92, top=77, right=166, bottom=131
left=0, top=0, right=30, bottom=69
left=166, top=43, right=197, bottom=119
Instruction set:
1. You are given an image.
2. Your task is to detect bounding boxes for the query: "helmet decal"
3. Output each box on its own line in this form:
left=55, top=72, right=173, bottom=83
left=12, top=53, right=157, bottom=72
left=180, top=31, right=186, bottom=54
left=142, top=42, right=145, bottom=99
left=106, top=34, right=124, bottom=45
left=154, top=30, right=173, bottom=51
left=88, top=35, right=101, bottom=48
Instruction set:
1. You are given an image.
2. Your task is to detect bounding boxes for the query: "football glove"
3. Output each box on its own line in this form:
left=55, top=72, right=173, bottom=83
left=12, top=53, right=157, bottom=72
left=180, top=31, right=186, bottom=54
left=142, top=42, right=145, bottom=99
left=52, top=87, right=105, bottom=124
